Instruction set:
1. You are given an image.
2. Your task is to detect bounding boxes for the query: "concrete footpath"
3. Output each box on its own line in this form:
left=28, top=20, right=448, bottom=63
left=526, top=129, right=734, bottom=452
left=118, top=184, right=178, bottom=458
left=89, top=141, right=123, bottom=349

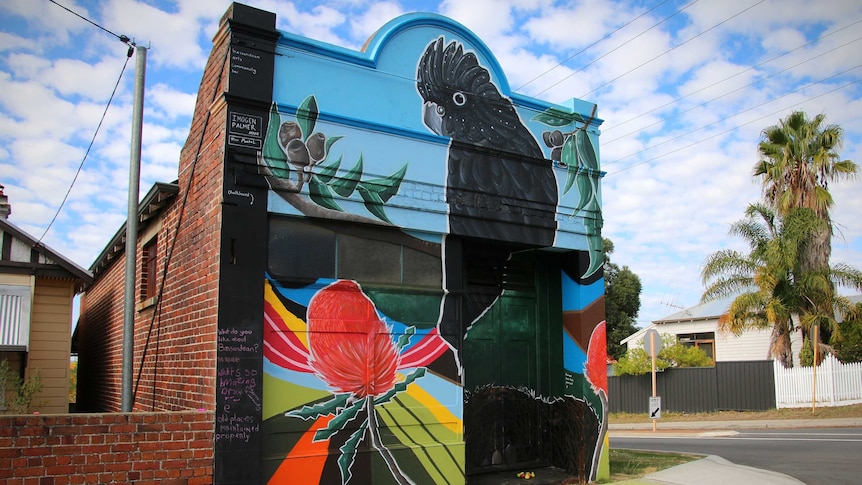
left=608, top=417, right=862, bottom=484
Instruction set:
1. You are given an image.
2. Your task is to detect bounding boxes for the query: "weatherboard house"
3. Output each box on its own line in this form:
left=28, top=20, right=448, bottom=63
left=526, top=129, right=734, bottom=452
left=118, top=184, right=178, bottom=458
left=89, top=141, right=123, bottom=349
left=0, top=188, right=93, bottom=415
left=77, top=4, right=607, bottom=484
left=622, top=297, right=803, bottom=365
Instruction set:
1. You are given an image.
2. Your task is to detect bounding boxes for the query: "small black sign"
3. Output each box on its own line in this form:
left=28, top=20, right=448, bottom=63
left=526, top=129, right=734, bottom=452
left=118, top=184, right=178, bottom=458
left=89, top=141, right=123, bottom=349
left=228, top=112, right=263, bottom=149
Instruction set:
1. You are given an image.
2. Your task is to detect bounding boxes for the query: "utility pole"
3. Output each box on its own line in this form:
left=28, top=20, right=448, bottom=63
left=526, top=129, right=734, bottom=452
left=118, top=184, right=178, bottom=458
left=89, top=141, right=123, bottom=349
left=122, top=44, right=146, bottom=412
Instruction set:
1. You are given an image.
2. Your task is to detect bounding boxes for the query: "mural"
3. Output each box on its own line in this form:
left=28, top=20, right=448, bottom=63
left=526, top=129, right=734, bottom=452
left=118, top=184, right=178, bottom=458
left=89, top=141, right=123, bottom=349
left=256, top=12, right=607, bottom=485
left=416, top=36, right=560, bottom=361
left=534, top=108, right=603, bottom=278
left=263, top=277, right=462, bottom=484
left=586, top=321, right=609, bottom=482
left=260, top=96, right=408, bottom=225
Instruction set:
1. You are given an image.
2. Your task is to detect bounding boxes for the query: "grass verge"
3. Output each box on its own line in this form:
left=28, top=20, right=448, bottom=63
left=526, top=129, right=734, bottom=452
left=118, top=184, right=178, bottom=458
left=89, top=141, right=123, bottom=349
left=610, top=402, right=862, bottom=424
left=599, top=448, right=702, bottom=483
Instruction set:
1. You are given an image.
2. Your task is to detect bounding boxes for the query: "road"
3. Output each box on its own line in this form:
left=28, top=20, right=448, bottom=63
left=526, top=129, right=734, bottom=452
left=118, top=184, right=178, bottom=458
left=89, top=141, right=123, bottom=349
left=612, top=427, right=862, bottom=485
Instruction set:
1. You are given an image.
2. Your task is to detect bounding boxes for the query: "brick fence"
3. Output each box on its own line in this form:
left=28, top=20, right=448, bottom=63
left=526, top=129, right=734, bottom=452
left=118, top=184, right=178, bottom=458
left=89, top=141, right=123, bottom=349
left=0, top=411, right=214, bottom=484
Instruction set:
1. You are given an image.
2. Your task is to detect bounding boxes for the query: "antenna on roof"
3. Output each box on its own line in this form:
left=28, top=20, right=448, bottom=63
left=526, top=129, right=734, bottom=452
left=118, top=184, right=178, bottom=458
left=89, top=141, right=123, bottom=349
left=660, top=296, right=684, bottom=312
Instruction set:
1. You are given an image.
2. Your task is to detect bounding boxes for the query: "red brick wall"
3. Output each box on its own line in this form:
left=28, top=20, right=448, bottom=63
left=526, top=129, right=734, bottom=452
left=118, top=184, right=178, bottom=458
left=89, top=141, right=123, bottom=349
left=76, top=21, right=232, bottom=413
left=0, top=411, right=214, bottom=484
left=77, top=254, right=125, bottom=411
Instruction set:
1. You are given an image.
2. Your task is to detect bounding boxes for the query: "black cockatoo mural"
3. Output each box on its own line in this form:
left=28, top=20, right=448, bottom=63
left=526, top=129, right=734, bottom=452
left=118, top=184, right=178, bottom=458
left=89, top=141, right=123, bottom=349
left=417, top=37, right=559, bottom=360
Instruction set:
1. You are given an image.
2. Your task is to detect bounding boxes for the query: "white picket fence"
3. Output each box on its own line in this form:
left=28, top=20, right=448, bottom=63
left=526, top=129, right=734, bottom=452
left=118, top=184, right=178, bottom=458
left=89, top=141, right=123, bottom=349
left=774, top=354, right=862, bottom=408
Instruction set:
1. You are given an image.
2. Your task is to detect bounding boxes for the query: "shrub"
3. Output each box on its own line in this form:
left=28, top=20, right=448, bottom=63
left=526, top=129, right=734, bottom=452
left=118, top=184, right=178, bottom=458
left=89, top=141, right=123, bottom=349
left=0, top=359, right=43, bottom=414
left=613, top=333, right=713, bottom=376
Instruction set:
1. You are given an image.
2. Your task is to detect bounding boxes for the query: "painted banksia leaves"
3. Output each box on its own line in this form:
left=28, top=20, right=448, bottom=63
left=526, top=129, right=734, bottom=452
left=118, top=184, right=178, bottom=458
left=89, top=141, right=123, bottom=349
left=261, top=96, right=407, bottom=224
left=535, top=106, right=603, bottom=277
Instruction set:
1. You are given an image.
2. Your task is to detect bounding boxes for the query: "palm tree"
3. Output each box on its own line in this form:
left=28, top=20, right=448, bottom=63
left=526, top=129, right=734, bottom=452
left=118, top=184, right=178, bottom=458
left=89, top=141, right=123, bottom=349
left=701, top=203, right=813, bottom=368
left=754, top=110, right=857, bottom=273
left=754, top=111, right=858, bottom=358
left=702, top=204, right=862, bottom=367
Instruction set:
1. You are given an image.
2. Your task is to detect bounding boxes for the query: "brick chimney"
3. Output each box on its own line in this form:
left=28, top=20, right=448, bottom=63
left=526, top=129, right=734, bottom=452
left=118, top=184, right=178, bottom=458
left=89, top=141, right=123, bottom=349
left=0, top=184, right=10, bottom=219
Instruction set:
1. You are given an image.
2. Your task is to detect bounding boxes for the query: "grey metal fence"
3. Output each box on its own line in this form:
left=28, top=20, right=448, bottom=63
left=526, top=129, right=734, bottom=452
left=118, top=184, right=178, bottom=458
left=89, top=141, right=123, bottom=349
left=608, top=360, right=775, bottom=414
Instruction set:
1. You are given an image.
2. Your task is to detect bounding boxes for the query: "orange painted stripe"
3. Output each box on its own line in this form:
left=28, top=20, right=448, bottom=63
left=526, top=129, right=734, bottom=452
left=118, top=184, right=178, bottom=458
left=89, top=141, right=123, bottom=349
left=268, top=415, right=334, bottom=485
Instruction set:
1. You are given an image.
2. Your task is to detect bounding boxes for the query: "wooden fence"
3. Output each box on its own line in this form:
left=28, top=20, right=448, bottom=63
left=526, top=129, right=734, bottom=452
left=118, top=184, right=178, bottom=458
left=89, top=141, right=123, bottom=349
left=774, top=354, right=862, bottom=408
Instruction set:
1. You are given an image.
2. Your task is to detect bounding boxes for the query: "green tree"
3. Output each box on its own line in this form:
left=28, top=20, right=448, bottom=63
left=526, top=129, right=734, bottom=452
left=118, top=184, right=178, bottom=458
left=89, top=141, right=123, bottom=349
left=702, top=204, right=862, bottom=367
left=833, top=302, right=862, bottom=363
left=613, top=334, right=712, bottom=376
left=603, top=238, right=642, bottom=360
left=69, top=360, right=77, bottom=404
left=755, top=111, right=857, bottom=273
left=0, top=360, right=43, bottom=414
left=754, top=111, right=858, bottom=356
left=702, top=204, right=814, bottom=368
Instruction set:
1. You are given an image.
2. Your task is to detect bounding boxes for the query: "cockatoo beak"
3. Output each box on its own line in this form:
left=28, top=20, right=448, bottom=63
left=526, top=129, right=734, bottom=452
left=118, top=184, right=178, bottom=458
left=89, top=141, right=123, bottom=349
left=422, top=101, right=444, bottom=136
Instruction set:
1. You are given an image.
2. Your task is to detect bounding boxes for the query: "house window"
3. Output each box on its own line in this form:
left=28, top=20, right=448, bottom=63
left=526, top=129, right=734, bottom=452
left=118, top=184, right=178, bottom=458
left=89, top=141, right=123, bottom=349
left=0, top=285, right=31, bottom=350
left=141, top=237, right=158, bottom=301
left=678, top=332, right=715, bottom=360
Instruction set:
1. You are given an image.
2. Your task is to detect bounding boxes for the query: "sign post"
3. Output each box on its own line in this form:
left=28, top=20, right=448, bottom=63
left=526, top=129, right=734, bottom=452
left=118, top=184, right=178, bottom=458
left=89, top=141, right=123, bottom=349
left=643, top=329, right=662, bottom=431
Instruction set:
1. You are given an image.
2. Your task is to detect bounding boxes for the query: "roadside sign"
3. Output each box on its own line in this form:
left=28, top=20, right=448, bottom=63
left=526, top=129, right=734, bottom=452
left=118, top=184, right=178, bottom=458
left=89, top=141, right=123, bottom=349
left=649, top=396, right=661, bottom=420
left=643, top=328, right=662, bottom=357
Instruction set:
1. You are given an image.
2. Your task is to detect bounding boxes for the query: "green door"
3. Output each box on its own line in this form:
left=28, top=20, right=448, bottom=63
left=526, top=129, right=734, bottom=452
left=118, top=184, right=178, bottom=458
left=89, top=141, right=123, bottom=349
left=465, top=292, right=537, bottom=389
left=463, top=290, right=546, bottom=473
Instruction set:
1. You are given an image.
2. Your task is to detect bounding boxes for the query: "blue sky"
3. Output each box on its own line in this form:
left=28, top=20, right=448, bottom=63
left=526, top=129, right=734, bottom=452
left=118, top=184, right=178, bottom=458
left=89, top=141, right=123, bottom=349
left=1, top=0, right=861, bottom=329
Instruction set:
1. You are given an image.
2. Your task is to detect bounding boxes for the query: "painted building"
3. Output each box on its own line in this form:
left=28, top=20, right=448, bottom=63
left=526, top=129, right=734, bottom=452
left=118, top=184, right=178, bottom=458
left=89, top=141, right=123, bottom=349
left=77, top=3, right=607, bottom=484
left=0, top=187, right=92, bottom=414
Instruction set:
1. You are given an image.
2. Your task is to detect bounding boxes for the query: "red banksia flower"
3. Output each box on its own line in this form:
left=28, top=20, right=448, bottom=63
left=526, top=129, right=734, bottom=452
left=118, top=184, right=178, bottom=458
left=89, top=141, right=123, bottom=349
left=306, top=280, right=399, bottom=398
left=586, top=320, right=608, bottom=395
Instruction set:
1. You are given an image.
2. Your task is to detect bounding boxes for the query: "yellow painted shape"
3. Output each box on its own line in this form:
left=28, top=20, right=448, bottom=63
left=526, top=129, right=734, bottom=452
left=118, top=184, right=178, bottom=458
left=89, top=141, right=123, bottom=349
left=405, top=380, right=462, bottom=436
left=263, top=372, right=329, bottom=420
left=264, top=280, right=308, bottom=349
left=377, top=392, right=465, bottom=482
left=597, top=432, right=610, bottom=480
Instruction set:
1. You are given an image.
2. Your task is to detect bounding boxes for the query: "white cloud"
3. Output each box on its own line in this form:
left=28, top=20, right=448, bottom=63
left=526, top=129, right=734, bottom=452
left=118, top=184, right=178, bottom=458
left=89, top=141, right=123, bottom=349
left=522, top=0, right=621, bottom=50
left=100, top=0, right=218, bottom=70
left=148, top=83, right=196, bottom=120
left=349, top=2, right=406, bottom=44
left=0, top=0, right=859, bottom=326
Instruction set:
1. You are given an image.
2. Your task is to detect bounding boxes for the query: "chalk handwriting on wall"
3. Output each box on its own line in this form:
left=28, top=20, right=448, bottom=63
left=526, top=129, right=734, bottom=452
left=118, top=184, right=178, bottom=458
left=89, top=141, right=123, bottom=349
left=231, top=47, right=261, bottom=76
left=216, top=327, right=262, bottom=444
left=228, top=111, right=263, bottom=150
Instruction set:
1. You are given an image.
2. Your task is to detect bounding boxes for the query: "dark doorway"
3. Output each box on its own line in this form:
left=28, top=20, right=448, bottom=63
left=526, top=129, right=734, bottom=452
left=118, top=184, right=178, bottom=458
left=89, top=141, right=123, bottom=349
left=462, top=251, right=561, bottom=475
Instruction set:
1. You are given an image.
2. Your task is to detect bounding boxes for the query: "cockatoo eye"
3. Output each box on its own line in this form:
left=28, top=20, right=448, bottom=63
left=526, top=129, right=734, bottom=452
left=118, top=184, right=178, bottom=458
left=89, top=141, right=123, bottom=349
left=436, top=105, right=446, bottom=116
left=452, top=92, right=466, bottom=106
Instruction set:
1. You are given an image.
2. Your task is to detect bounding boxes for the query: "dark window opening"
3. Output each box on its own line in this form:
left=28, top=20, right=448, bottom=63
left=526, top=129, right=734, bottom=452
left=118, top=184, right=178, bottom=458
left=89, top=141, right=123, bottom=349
left=267, top=217, right=441, bottom=288
left=678, top=332, right=715, bottom=360
left=141, top=238, right=158, bottom=301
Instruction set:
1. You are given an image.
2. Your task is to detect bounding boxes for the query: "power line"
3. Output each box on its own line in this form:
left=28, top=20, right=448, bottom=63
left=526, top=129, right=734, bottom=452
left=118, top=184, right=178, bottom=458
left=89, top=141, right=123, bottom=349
left=515, top=0, right=676, bottom=91
left=579, top=0, right=767, bottom=100
left=602, top=17, right=862, bottom=135
left=48, top=0, right=130, bottom=44
left=603, top=63, right=862, bottom=168
left=534, top=0, right=700, bottom=97
left=38, top=48, right=134, bottom=243
left=603, top=35, right=862, bottom=145
left=38, top=0, right=140, bottom=243
left=604, top=76, right=862, bottom=176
